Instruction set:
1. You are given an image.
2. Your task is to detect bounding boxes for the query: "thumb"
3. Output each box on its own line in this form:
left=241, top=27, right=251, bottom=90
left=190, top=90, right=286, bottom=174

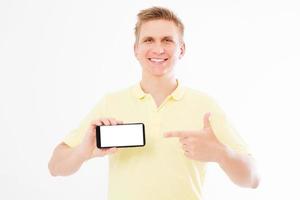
left=203, top=112, right=212, bottom=129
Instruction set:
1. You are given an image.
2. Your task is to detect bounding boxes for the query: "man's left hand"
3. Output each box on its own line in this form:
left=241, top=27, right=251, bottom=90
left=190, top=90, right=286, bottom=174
left=164, top=112, right=225, bottom=162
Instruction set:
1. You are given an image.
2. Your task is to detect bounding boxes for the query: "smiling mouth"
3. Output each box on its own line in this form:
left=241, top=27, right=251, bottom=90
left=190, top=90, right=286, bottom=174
left=148, top=58, right=168, bottom=64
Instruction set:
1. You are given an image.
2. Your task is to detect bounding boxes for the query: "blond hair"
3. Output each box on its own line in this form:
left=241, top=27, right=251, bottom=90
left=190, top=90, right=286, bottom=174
left=134, top=7, right=184, bottom=43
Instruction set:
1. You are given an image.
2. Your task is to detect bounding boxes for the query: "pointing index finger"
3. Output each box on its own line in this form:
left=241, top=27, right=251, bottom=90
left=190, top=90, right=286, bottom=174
left=164, top=131, right=188, bottom=138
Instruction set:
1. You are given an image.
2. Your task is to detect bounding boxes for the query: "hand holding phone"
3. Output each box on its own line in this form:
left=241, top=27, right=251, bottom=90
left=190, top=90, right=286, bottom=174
left=96, top=123, right=146, bottom=148
left=77, top=118, right=123, bottom=160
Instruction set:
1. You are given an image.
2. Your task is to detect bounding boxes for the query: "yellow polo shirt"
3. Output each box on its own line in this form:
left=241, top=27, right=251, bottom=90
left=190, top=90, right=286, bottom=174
left=63, top=80, right=249, bottom=200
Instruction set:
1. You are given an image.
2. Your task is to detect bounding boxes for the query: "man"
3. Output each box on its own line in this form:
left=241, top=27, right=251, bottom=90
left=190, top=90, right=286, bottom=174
left=48, top=6, right=259, bottom=200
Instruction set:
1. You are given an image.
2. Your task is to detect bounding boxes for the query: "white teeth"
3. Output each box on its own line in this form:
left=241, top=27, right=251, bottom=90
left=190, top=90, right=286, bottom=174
left=150, top=58, right=166, bottom=62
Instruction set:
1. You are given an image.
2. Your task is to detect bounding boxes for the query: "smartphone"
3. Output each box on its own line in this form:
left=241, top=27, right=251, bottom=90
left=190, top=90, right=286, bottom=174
left=96, top=123, right=145, bottom=148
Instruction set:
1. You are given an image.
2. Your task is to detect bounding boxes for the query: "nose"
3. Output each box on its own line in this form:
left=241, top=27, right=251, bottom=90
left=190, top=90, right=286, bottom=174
left=151, top=42, right=165, bottom=54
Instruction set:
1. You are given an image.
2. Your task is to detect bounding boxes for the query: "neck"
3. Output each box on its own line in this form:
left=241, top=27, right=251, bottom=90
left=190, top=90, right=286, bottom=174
left=140, top=72, right=178, bottom=99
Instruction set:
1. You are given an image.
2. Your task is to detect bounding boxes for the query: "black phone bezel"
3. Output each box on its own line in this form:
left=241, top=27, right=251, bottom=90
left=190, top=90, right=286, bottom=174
left=96, top=122, right=146, bottom=148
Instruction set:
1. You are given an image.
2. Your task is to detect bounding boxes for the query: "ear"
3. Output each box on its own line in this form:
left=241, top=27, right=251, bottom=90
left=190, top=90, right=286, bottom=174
left=179, top=42, right=185, bottom=59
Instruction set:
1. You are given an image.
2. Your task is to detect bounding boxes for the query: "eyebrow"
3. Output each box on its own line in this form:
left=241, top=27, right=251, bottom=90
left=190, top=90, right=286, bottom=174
left=141, top=36, right=174, bottom=41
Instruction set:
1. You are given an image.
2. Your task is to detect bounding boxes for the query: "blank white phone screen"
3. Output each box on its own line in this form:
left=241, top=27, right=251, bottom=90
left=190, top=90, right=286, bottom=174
left=100, top=124, right=144, bottom=147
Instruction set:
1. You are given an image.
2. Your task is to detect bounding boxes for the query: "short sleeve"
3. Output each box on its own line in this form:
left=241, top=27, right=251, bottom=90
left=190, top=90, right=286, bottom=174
left=209, top=99, right=250, bottom=155
left=62, top=95, right=108, bottom=148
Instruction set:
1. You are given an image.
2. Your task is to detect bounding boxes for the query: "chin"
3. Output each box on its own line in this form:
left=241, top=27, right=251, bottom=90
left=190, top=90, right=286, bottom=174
left=141, top=62, right=174, bottom=77
left=151, top=72, right=167, bottom=77
left=147, top=67, right=172, bottom=77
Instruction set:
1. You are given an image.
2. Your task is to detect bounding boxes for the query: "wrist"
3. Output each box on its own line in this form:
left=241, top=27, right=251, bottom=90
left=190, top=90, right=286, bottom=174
left=74, top=145, right=91, bottom=163
left=215, top=144, right=232, bottom=165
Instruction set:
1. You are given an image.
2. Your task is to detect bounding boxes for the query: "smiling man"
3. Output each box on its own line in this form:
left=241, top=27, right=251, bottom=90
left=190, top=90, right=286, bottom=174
left=48, top=6, right=260, bottom=200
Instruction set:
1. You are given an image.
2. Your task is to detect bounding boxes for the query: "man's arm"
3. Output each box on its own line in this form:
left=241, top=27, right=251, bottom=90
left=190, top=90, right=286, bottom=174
left=48, top=118, right=121, bottom=176
left=217, top=147, right=260, bottom=188
left=48, top=142, right=88, bottom=176
left=164, top=113, right=260, bottom=188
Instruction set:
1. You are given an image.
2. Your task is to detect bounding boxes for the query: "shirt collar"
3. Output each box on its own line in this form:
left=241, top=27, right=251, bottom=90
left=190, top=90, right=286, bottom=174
left=131, top=79, right=185, bottom=101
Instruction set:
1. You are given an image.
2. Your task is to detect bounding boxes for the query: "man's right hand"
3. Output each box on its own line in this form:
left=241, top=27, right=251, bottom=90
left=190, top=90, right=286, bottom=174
left=48, top=118, right=123, bottom=176
left=77, top=118, right=123, bottom=161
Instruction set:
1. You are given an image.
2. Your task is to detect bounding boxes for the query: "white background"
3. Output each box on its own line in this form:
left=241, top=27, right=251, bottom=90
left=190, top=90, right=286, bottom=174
left=0, top=0, right=299, bottom=199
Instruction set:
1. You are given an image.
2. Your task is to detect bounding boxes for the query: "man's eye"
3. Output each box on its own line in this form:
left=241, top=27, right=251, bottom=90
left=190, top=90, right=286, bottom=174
left=164, top=39, right=173, bottom=43
left=144, top=39, right=152, bottom=42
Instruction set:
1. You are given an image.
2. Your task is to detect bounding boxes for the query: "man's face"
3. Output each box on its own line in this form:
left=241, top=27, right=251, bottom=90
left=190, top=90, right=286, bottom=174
left=134, top=20, right=185, bottom=77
